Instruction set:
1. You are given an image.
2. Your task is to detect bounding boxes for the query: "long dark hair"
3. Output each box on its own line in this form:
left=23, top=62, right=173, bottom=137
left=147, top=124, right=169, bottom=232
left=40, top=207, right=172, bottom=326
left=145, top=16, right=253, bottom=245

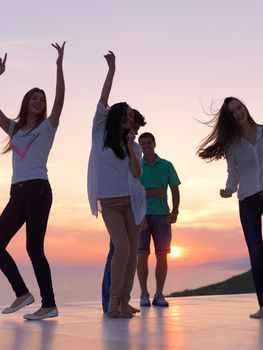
left=104, top=102, right=130, bottom=159
left=197, top=97, right=256, bottom=161
left=4, top=87, right=47, bottom=153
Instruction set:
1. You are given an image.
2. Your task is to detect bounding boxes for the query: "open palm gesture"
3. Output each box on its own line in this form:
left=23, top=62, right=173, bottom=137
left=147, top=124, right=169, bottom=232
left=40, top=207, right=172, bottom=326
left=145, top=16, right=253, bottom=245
left=0, top=53, right=7, bottom=75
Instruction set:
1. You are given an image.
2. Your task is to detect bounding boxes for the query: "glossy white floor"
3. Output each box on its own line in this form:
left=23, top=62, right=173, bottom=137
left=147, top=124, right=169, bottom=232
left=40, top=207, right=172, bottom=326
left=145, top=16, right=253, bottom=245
left=0, top=294, right=262, bottom=350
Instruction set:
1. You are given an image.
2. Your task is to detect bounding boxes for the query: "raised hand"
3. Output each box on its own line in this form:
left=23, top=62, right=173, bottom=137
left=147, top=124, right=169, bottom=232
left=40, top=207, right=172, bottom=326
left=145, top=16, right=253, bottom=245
left=49, top=42, right=65, bottom=128
left=51, top=42, right=65, bottom=65
left=0, top=53, right=7, bottom=75
left=103, top=51, right=115, bottom=70
left=100, top=51, right=116, bottom=106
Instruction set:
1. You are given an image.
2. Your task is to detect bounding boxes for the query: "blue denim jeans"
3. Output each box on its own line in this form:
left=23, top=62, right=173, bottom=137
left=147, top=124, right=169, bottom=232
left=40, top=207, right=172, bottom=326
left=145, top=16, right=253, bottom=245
left=239, top=191, right=263, bottom=307
left=101, top=239, right=114, bottom=313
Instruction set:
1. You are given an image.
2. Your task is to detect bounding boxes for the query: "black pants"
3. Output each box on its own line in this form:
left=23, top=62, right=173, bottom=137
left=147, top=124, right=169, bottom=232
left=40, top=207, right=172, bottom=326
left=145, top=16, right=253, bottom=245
left=239, top=191, right=263, bottom=307
left=0, top=179, right=56, bottom=308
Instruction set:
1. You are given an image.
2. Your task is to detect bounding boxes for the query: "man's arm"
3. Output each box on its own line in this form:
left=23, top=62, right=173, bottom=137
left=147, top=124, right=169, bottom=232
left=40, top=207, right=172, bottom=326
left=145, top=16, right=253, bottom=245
left=168, top=185, right=180, bottom=224
left=146, top=188, right=165, bottom=198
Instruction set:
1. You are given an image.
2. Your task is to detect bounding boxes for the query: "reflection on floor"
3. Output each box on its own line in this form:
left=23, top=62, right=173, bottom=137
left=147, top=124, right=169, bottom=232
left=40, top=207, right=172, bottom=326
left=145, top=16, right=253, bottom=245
left=0, top=294, right=262, bottom=350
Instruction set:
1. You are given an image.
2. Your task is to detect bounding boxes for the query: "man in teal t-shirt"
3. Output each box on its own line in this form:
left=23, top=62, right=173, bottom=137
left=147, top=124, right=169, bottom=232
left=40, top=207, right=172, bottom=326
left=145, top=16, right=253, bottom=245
left=137, top=132, right=180, bottom=307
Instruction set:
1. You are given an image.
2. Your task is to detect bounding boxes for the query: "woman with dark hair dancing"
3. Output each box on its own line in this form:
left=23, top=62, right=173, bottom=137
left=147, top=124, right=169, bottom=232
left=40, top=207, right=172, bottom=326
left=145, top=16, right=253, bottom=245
left=197, top=97, right=263, bottom=319
left=0, top=42, right=65, bottom=320
left=88, top=51, right=146, bottom=319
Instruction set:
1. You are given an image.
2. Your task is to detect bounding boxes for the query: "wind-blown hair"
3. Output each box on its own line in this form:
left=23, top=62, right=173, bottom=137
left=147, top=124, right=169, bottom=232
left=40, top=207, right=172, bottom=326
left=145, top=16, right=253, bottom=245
left=4, top=88, right=47, bottom=153
left=133, top=109, right=146, bottom=126
left=104, top=102, right=130, bottom=159
left=197, top=97, right=256, bottom=161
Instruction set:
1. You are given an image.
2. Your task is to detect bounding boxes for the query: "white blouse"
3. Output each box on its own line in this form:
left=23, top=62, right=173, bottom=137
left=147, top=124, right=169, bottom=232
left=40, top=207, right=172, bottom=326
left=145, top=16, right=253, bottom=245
left=225, top=125, right=263, bottom=200
left=87, top=102, right=146, bottom=224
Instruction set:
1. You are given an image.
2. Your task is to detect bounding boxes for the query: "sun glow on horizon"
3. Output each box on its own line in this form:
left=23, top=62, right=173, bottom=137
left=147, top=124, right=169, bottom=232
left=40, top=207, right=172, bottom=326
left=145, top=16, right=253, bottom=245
left=169, top=246, right=184, bottom=259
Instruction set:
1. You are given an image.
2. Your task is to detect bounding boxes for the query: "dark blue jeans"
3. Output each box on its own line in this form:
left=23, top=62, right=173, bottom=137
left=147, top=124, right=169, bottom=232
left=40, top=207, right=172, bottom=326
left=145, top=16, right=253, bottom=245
left=0, top=179, right=56, bottom=308
left=239, top=191, right=263, bottom=307
left=101, top=239, right=114, bottom=313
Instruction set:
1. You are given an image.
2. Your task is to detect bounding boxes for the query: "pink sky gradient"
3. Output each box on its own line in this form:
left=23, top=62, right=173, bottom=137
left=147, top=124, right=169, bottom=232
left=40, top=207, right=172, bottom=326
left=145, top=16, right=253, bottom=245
left=1, top=0, right=262, bottom=289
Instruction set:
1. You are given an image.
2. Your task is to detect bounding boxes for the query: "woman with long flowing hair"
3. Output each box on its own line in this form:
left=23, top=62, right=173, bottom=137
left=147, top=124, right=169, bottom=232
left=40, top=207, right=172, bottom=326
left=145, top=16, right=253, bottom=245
left=88, top=51, right=146, bottom=318
left=197, top=97, right=263, bottom=319
left=0, top=42, right=65, bottom=320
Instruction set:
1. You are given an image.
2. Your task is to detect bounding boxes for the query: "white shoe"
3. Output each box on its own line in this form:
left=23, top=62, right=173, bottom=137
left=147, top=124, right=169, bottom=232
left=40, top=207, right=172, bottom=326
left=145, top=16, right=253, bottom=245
left=23, top=307, right=58, bottom=320
left=2, top=294, right=35, bottom=314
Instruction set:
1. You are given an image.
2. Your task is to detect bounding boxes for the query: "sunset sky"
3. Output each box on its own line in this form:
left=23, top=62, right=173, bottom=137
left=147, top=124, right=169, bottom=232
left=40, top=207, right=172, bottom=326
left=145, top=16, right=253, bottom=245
left=1, top=0, right=262, bottom=285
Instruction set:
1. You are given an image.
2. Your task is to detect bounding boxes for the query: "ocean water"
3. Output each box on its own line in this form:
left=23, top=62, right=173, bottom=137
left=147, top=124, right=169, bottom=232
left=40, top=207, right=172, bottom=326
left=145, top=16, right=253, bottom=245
left=0, top=263, right=250, bottom=307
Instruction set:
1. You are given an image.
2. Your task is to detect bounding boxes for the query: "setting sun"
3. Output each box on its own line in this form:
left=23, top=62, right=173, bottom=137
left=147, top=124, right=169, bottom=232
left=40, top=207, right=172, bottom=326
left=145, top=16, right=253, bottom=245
left=169, top=246, right=183, bottom=259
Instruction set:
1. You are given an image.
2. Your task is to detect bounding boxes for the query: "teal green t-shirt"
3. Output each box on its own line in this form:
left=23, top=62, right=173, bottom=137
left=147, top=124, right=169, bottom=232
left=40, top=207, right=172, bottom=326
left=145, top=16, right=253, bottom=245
left=140, top=155, right=181, bottom=215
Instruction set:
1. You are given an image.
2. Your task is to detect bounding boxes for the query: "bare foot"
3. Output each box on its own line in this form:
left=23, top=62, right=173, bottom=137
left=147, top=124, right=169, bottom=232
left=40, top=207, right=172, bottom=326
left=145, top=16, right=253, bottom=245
left=120, top=301, right=133, bottom=318
left=250, top=308, right=263, bottom=319
left=108, top=296, right=120, bottom=319
left=128, top=304, right=140, bottom=313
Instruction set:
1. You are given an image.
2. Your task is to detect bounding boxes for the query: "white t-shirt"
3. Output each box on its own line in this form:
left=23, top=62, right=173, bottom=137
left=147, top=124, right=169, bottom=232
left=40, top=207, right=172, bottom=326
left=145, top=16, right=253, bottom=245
left=9, top=118, right=57, bottom=184
left=87, top=102, right=146, bottom=225
left=225, top=125, right=263, bottom=200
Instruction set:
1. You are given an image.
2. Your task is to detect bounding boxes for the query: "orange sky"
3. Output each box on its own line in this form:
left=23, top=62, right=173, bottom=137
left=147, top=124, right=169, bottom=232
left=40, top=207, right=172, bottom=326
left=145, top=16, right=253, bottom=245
left=3, top=197, right=247, bottom=270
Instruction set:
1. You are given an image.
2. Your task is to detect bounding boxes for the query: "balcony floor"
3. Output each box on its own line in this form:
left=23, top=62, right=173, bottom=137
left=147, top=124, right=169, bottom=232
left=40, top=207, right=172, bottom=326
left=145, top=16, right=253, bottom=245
left=0, top=294, right=262, bottom=350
